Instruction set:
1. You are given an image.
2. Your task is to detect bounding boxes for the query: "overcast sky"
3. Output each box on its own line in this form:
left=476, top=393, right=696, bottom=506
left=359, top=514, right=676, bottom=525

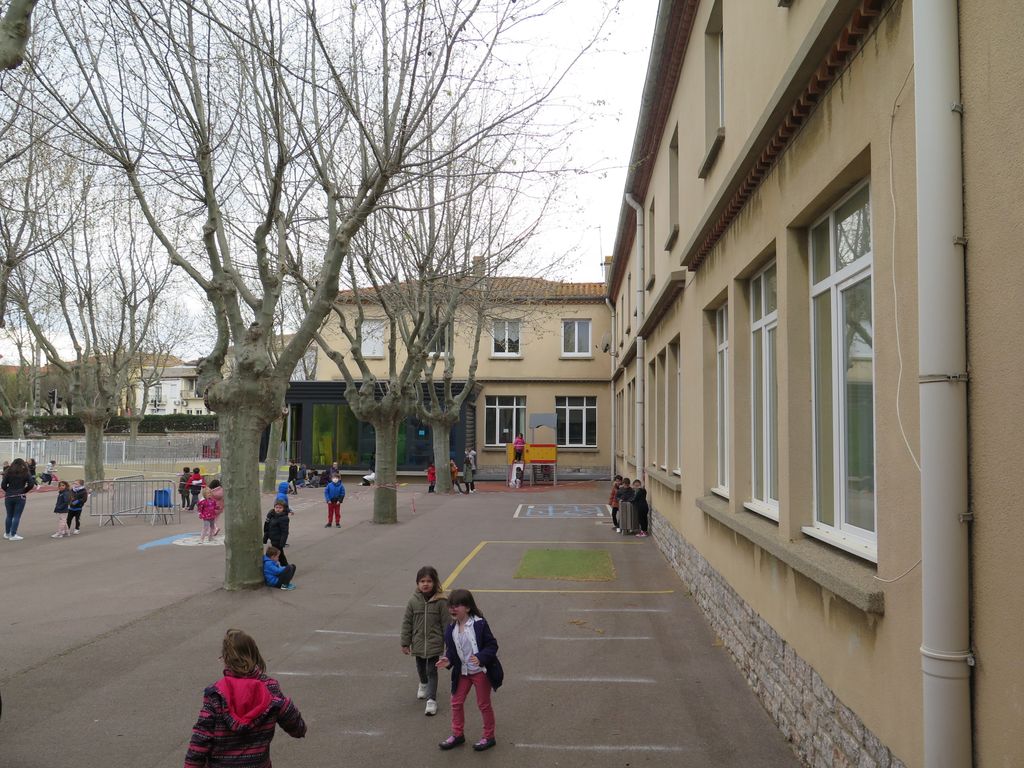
left=530, top=1, right=658, bottom=283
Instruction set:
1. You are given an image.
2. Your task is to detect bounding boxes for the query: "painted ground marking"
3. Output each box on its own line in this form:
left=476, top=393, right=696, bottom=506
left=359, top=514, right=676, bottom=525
left=315, top=629, right=400, bottom=638
left=514, top=744, right=688, bottom=753
left=138, top=532, right=213, bottom=550
left=443, top=540, right=674, bottom=594
left=524, top=675, right=657, bottom=684
left=513, top=503, right=609, bottom=519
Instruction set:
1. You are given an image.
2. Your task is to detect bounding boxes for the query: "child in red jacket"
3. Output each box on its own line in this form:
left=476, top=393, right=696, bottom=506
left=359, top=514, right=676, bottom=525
left=426, top=462, right=437, bottom=493
left=184, top=629, right=306, bottom=767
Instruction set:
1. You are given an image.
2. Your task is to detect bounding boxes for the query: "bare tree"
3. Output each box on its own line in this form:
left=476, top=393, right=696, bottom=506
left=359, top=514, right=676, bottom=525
left=11, top=176, right=173, bottom=481
left=32, top=0, right=600, bottom=587
left=124, top=299, right=193, bottom=445
left=0, top=309, right=43, bottom=436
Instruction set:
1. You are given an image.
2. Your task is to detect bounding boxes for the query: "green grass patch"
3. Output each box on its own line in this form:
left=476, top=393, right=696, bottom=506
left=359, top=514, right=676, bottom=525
left=513, top=549, right=615, bottom=582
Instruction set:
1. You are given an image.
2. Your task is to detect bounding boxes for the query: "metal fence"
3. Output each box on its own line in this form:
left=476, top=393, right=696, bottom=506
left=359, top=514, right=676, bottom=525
left=0, top=434, right=221, bottom=470
left=86, top=475, right=182, bottom=526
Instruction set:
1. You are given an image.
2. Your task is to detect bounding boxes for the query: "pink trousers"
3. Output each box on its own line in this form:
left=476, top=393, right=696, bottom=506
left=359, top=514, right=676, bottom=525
left=450, top=672, right=495, bottom=739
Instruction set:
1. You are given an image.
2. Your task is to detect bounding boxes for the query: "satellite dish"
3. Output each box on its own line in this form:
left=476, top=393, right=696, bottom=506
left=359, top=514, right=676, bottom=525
left=599, top=331, right=611, bottom=353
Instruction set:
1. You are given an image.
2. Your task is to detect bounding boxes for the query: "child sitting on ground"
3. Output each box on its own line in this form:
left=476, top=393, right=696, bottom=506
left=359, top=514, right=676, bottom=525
left=263, top=545, right=297, bottom=590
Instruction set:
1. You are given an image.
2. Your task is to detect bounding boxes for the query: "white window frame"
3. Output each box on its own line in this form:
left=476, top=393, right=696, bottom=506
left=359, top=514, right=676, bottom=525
left=555, top=396, right=597, bottom=448
left=805, top=180, right=877, bottom=561
left=427, top=323, right=451, bottom=357
left=562, top=319, right=592, bottom=357
left=747, top=262, right=779, bottom=520
left=360, top=318, right=386, bottom=358
left=484, top=395, right=526, bottom=447
left=671, top=339, right=681, bottom=475
left=491, top=319, right=521, bottom=357
left=714, top=305, right=729, bottom=496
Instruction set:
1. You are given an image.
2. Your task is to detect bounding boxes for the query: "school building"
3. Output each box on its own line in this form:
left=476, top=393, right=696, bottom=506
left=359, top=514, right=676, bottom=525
left=605, top=1, right=1022, bottom=766
left=285, top=278, right=613, bottom=479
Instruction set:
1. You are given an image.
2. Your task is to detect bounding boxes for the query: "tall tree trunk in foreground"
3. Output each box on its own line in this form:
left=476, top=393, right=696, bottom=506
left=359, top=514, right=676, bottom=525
left=261, top=416, right=284, bottom=493
left=372, top=411, right=403, bottom=524
left=209, top=374, right=285, bottom=590
left=431, top=422, right=454, bottom=493
left=8, top=413, right=25, bottom=439
left=80, top=414, right=105, bottom=482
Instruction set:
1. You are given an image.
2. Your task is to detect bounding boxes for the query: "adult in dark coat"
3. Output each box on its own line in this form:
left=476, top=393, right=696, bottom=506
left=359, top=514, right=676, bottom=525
left=2, top=458, right=36, bottom=540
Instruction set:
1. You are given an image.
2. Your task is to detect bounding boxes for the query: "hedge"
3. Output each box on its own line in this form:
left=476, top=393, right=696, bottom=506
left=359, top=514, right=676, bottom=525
left=0, top=414, right=219, bottom=436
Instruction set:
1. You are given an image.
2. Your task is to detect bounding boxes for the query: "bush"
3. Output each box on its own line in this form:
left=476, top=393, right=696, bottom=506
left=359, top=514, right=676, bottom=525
left=0, top=414, right=219, bottom=436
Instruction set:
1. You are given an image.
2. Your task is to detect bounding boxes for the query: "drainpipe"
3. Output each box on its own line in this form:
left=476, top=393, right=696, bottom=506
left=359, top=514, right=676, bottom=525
left=625, top=193, right=645, bottom=481
left=913, top=5, right=972, bottom=766
left=605, top=297, right=616, bottom=479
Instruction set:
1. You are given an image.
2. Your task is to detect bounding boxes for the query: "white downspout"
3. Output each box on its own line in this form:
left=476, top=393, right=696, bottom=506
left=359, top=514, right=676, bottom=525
left=605, top=297, right=617, bottom=479
left=913, top=5, right=972, bottom=766
left=625, top=193, right=645, bottom=482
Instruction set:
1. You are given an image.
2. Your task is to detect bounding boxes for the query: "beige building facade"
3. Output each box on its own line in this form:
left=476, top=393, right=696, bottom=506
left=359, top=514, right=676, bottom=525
left=608, top=1, right=1022, bottom=766
left=309, top=279, right=614, bottom=478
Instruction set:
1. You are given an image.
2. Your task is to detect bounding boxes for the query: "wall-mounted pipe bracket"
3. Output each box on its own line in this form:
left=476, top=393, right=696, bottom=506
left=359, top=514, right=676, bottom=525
left=959, top=511, right=974, bottom=523
left=950, top=102, right=964, bottom=114
left=953, top=236, right=968, bottom=246
left=919, top=373, right=969, bottom=383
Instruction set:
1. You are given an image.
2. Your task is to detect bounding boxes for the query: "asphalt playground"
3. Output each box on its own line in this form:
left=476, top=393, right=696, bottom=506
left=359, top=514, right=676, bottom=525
left=0, top=479, right=800, bottom=767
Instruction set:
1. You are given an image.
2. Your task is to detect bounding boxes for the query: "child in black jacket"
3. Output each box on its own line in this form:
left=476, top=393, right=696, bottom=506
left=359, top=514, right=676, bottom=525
left=631, top=479, right=650, bottom=537
left=263, top=500, right=291, bottom=566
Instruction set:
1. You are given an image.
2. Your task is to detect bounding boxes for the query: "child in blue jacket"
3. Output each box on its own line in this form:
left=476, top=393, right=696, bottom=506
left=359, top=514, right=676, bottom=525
left=263, top=545, right=297, bottom=590
left=323, top=474, right=346, bottom=528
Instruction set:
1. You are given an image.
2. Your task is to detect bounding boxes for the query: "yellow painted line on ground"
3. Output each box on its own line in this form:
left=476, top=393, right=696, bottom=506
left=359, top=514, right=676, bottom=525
left=470, top=589, right=676, bottom=595
left=443, top=541, right=489, bottom=590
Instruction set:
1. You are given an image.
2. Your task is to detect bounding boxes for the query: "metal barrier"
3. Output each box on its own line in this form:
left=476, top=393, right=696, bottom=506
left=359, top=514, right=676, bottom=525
left=87, top=475, right=182, bottom=526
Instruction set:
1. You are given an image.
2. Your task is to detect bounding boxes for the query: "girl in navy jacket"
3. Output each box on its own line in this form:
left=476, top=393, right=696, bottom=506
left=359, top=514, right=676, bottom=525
left=435, top=589, right=503, bottom=752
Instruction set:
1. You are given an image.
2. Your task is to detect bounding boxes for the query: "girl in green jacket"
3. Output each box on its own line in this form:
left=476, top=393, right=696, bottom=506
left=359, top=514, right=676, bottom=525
left=401, top=566, right=449, bottom=716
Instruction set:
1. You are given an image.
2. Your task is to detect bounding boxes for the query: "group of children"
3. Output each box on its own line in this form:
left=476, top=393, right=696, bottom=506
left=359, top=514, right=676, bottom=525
left=184, top=576, right=501, bottom=764
left=49, top=479, right=89, bottom=538
left=259, top=472, right=348, bottom=591
left=609, top=474, right=650, bottom=536
left=424, top=451, right=478, bottom=494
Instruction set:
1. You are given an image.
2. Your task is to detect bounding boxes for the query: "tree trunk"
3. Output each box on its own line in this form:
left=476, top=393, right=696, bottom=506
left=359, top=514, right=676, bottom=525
left=219, top=407, right=270, bottom=590
left=372, top=414, right=402, bottom=524
left=431, top=421, right=453, bottom=493
left=128, top=416, right=142, bottom=451
left=261, top=416, right=284, bottom=493
left=81, top=416, right=106, bottom=482
left=9, top=414, right=24, bottom=439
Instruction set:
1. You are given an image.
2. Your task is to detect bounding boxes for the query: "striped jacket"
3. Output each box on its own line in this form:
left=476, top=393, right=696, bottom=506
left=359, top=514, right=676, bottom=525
left=184, top=670, right=306, bottom=767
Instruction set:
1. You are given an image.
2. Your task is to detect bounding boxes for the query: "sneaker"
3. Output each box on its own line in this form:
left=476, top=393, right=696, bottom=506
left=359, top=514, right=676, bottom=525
left=3, top=533, right=9, bottom=539
left=424, top=699, right=437, bottom=716
left=438, top=735, right=465, bottom=751
left=280, top=583, right=297, bottom=590
left=417, top=683, right=428, bottom=700
left=615, top=528, right=621, bottom=533
left=335, top=523, right=341, bottom=528
left=472, top=737, right=497, bottom=752
left=51, top=532, right=64, bottom=538
left=72, top=529, right=80, bottom=535
left=325, top=522, right=332, bottom=528
left=10, top=534, right=24, bottom=540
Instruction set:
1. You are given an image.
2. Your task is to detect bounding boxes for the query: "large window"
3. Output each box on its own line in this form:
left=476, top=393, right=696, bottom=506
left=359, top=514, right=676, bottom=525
left=562, top=319, right=591, bottom=356
left=809, top=182, right=876, bottom=555
left=360, top=319, right=385, bottom=358
left=556, top=396, right=597, bottom=447
left=668, top=339, right=680, bottom=474
left=715, top=305, right=729, bottom=493
left=492, top=320, right=520, bottom=356
left=485, top=395, right=525, bottom=446
left=427, top=323, right=451, bottom=356
left=699, top=0, right=725, bottom=179
left=750, top=262, right=779, bottom=517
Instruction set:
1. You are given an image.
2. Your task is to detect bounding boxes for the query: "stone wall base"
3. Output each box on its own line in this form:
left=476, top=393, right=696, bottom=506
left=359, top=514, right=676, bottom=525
left=650, top=509, right=906, bottom=768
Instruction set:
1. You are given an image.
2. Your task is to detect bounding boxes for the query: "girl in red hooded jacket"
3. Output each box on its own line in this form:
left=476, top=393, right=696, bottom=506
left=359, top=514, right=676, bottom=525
left=184, top=628, right=306, bottom=767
